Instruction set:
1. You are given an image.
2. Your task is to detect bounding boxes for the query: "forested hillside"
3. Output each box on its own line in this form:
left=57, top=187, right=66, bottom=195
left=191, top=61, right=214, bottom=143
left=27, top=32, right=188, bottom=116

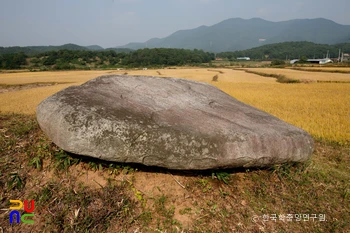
left=217, top=42, right=350, bottom=60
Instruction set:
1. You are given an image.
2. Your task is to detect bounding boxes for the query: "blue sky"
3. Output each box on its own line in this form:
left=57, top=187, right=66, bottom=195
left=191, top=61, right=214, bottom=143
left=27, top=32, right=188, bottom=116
left=1, top=0, right=349, bottom=48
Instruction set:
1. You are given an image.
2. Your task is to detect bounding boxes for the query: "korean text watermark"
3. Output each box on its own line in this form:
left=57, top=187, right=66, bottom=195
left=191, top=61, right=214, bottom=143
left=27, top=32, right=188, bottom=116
left=252, top=214, right=326, bottom=223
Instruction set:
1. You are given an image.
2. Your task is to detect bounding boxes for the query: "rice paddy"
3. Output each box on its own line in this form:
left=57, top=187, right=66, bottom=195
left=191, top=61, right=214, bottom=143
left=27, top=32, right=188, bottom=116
left=242, top=67, right=350, bottom=82
left=292, top=66, right=350, bottom=73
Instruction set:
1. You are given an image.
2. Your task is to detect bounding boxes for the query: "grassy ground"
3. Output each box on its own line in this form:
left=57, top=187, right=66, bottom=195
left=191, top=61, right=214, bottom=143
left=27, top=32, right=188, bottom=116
left=0, top=114, right=349, bottom=232
left=0, top=68, right=349, bottom=232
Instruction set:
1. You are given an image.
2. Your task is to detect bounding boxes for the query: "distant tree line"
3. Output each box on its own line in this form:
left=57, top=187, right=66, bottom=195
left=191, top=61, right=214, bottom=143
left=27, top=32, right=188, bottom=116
left=217, top=41, right=350, bottom=60
left=0, top=48, right=214, bottom=70
left=0, top=53, right=28, bottom=69
left=2, top=41, right=350, bottom=70
left=35, top=50, right=125, bottom=70
left=121, top=48, right=214, bottom=67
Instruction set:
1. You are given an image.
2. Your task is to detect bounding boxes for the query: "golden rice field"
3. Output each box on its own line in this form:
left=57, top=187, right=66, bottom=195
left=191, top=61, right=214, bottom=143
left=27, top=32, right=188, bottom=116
left=293, top=67, right=350, bottom=72
left=126, top=68, right=276, bottom=83
left=213, top=82, right=349, bottom=144
left=0, top=68, right=349, bottom=144
left=0, top=70, right=114, bottom=85
left=243, top=67, right=350, bottom=82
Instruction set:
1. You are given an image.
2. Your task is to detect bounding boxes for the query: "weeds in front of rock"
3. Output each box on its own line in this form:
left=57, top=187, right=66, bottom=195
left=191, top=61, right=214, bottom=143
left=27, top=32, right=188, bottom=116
left=30, top=180, right=135, bottom=232
left=212, top=171, right=231, bottom=184
left=7, top=172, right=25, bottom=190
left=154, top=194, right=179, bottom=229
left=53, top=149, right=80, bottom=171
left=0, top=114, right=138, bottom=232
left=0, top=113, right=349, bottom=232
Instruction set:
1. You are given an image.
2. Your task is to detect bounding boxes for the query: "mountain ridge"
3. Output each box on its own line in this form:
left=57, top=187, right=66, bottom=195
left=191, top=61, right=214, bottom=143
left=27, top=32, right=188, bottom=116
left=117, top=18, right=350, bottom=52
left=0, top=43, right=88, bottom=56
left=0, top=44, right=132, bottom=55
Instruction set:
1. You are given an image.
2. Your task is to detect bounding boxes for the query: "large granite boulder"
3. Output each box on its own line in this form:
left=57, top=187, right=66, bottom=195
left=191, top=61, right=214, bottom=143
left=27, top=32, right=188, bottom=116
left=36, top=75, right=313, bottom=170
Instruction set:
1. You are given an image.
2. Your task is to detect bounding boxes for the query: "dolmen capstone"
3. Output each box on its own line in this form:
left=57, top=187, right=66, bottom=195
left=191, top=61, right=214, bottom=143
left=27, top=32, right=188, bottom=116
left=36, top=75, right=314, bottom=170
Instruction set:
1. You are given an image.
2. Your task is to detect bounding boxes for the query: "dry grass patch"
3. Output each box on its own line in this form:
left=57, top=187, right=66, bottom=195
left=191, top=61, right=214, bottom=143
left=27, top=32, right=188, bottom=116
left=237, top=68, right=300, bottom=83
left=243, top=68, right=350, bottom=82
left=0, top=82, right=72, bottom=94
left=0, top=114, right=349, bottom=232
left=292, top=67, right=350, bottom=73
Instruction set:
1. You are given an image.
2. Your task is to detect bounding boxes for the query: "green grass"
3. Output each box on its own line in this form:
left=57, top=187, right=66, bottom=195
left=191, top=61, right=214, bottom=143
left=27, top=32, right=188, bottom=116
left=0, top=113, right=349, bottom=232
left=53, top=149, right=80, bottom=171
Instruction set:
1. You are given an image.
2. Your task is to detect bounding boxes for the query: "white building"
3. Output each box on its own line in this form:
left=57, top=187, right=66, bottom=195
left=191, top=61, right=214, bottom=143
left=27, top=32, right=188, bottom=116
left=237, top=57, right=251, bottom=61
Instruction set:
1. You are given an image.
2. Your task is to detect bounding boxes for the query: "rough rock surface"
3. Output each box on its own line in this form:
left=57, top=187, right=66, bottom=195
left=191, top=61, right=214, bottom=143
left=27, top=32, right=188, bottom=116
left=36, top=75, right=314, bottom=170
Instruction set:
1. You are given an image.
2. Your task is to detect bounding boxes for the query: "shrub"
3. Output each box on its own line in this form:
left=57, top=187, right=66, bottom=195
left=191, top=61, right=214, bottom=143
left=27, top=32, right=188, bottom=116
left=271, top=59, right=286, bottom=66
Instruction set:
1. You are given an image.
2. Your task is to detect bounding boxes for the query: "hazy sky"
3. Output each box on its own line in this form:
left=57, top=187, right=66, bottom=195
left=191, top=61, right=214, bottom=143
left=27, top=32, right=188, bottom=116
left=1, top=0, right=349, bottom=48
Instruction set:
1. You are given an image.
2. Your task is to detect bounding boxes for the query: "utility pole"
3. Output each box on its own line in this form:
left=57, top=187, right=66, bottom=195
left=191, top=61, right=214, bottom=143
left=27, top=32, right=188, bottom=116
left=338, top=49, right=341, bottom=62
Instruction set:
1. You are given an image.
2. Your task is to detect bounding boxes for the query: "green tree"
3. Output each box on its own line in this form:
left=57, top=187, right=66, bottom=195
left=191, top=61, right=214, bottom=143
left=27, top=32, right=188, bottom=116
left=0, top=53, right=27, bottom=69
left=299, top=56, right=308, bottom=64
left=271, top=59, right=286, bottom=66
